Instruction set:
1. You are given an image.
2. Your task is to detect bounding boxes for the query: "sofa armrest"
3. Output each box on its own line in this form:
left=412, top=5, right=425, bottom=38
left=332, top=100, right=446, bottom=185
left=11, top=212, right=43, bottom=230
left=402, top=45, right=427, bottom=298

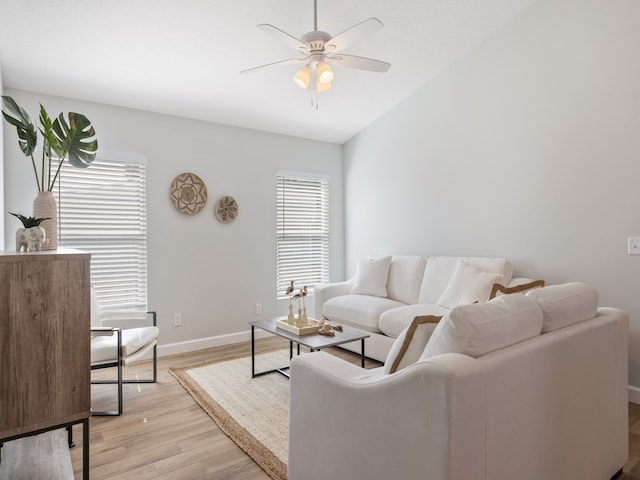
left=312, top=279, right=355, bottom=319
left=289, top=351, right=486, bottom=480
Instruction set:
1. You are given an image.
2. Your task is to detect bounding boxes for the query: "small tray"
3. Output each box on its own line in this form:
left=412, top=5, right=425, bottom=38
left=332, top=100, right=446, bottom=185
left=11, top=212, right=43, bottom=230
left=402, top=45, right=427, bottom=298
left=276, top=318, right=322, bottom=335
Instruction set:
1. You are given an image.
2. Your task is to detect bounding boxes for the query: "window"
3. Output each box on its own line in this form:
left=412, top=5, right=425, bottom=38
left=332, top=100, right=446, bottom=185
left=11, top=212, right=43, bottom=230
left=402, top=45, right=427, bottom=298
left=276, top=174, right=329, bottom=298
left=58, top=155, right=148, bottom=311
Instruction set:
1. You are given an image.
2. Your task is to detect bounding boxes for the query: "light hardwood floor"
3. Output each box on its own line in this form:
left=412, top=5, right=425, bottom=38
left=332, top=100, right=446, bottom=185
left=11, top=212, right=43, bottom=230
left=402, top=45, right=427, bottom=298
left=71, top=338, right=640, bottom=479
left=70, top=337, right=380, bottom=479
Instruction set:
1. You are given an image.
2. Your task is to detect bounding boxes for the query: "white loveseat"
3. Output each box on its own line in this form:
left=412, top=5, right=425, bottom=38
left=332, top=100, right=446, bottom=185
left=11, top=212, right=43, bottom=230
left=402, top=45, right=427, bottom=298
left=314, top=255, right=530, bottom=361
left=291, top=283, right=628, bottom=480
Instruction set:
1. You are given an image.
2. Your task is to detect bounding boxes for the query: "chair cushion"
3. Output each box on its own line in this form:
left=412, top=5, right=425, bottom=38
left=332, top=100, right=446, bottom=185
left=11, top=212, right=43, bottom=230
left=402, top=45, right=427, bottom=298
left=437, top=260, right=503, bottom=308
left=526, top=282, right=598, bottom=333
left=422, top=294, right=543, bottom=359
left=323, top=295, right=405, bottom=333
left=350, top=256, right=392, bottom=297
left=386, top=255, right=427, bottom=305
left=91, top=326, right=159, bottom=363
left=383, top=315, right=442, bottom=374
left=379, top=304, right=448, bottom=338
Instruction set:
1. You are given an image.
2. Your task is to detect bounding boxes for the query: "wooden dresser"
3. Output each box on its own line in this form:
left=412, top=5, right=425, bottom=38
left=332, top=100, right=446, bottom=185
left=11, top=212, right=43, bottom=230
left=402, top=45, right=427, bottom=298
left=0, top=249, right=91, bottom=478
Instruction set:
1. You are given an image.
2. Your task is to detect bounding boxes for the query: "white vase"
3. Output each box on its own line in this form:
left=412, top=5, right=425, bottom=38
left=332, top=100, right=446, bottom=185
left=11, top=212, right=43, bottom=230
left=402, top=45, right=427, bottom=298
left=33, top=191, right=57, bottom=250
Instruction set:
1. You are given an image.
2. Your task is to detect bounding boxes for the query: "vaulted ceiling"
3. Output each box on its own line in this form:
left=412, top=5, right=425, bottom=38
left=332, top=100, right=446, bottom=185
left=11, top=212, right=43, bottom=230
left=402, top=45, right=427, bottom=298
left=0, top=0, right=538, bottom=143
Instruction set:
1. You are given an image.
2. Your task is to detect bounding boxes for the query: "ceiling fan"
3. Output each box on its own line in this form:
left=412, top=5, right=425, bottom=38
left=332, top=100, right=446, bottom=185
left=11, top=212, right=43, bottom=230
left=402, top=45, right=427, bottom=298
left=241, top=0, right=391, bottom=94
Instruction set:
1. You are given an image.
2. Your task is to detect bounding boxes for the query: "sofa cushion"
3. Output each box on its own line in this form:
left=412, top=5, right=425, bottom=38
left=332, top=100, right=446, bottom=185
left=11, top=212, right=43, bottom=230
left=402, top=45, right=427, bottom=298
left=418, top=256, right=512, bottom=304
left=386, top=255, right=427, bottom=305
left=383, top=315, right=442, bottom=374
left=379, top=304, right=449, bottom=338
left=350, top=256, right=392, bottom=297
left=421, top=294, right=543, bottom=359
left=436, top=261, right=503, bottom=308
left=323, top=294, right=405, bottom=333
left=526, top=282, right=598, bottom=333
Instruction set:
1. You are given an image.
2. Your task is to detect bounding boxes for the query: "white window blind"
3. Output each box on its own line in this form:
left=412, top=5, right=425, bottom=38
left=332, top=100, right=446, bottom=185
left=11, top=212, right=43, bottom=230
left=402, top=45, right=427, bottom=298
left=58, top=156, right=148, bottom=311
left=276, top=174, right=329, bottom=298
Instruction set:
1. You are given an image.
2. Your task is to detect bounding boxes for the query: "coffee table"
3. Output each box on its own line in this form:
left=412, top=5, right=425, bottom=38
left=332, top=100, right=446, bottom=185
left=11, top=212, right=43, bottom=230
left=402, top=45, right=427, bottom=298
left=249, top=318, right=370, bottom=378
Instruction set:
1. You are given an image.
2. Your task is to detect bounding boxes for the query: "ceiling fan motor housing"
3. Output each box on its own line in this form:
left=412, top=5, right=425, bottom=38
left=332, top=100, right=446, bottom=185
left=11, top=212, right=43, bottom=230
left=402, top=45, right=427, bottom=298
left=301, top=31, right=332, bottom=53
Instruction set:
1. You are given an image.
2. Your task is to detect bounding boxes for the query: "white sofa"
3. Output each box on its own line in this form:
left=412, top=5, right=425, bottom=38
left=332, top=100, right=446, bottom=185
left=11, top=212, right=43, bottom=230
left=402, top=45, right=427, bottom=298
left=291, top=283, right=628, bottom=480
left=314, top=255, right=530, bottom=361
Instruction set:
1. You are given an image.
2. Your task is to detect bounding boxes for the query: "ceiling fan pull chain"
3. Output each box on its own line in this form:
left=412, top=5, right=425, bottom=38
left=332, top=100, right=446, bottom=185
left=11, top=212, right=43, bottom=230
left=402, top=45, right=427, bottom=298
left=310, top=91, right=319, bottom=110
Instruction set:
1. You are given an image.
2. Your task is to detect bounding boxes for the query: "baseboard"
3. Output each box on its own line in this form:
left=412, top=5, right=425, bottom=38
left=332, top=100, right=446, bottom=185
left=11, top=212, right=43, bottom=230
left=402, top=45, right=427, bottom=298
left=156, top=329, right=274, bottom=358
left=629, top=385, right=640, bottom=405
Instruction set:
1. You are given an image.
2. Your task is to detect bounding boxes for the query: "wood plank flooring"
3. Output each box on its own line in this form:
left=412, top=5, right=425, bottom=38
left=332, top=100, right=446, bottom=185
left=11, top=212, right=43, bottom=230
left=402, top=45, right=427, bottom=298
left=68, top=337, right=640, bottom=479
left=70, top=337, right=380, bottom=479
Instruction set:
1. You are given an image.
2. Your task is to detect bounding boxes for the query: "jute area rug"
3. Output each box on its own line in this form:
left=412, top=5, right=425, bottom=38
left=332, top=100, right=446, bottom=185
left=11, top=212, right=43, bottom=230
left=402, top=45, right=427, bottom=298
left=169, top=350, right=291, bottom=480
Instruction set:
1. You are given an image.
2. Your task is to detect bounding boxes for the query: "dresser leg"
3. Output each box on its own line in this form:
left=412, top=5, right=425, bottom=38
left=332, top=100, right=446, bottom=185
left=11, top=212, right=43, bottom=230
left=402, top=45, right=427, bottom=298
left=67, top=425, right=75, bottom=448
left=83, top=418, right=90, bottom=479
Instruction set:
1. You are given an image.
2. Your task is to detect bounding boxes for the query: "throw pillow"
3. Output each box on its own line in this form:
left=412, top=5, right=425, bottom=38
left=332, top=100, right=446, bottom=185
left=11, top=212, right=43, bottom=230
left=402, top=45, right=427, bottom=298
left=526, top=282, right=598, bottom=333
left=436, top=261, right=503, bottom=308
left=351, top=256, right=392, bottom=297
left=383, top=315, right=442, bottom=374
left=489, top=279, right=545, bottom=300
left=422, top=294, right=543, bottom=359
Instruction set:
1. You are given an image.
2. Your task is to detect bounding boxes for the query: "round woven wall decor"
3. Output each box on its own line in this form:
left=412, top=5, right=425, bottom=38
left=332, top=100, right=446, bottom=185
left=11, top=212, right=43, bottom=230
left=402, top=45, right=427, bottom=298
left=170, top=173, right=207, bottom=215
left=215, top=196, right=238, bottom=223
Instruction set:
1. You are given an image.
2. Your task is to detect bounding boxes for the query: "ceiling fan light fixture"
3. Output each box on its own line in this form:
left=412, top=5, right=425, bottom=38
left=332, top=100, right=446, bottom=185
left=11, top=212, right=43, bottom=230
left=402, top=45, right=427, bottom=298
left=317, top=62, right=334, bottom=84
left=294, top=65, right=311, bottom=89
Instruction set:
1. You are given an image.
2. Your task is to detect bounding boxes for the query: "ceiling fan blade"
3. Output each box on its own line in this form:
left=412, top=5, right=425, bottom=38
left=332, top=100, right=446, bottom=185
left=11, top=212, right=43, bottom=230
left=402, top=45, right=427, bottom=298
left=327, top=54, right=390, bottom=73
left=324, top=18, right=383, bottom=53
left=240, top=57, right=307, bottom=74
left=257, top=24, right=310, bottom=53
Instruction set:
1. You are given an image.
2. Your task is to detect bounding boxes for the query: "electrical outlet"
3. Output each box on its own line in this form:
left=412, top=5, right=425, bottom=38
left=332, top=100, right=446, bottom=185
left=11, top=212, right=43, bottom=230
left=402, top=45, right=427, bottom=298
left=629, top=237, right=640, bottom=255
left=174, top=313, right=182, bottom=327
left=255, top=303, right=262, bottom=315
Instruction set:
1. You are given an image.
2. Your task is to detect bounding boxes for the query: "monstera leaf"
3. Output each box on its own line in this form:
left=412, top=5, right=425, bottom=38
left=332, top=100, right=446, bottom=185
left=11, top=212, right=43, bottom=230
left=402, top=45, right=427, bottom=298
left=1, top=96, right=37, bottom=157
left=2, top=95, right=98, bottom=191
left=39, top=104, right=63, bottom=160
left=52, top=112, right=97, bottom=169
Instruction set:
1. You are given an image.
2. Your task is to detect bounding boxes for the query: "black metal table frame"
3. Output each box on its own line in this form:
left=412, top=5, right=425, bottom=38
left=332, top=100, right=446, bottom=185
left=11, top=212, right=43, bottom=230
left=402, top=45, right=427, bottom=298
left=250, top=324, right=366, bottom=378
left=0, top=417, right=89, bottom=479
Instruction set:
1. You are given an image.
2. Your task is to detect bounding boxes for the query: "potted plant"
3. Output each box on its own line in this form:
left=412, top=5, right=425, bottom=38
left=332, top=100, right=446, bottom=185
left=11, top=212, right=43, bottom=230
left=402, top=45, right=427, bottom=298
left=9, top=212, right=50, bottom=252
left=2, top=95, right=98, bottom=250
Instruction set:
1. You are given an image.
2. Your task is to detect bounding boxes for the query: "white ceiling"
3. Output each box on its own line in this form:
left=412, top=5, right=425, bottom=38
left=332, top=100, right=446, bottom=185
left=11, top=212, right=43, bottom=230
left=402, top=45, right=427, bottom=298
left=0, top=0, right=537, bottom=144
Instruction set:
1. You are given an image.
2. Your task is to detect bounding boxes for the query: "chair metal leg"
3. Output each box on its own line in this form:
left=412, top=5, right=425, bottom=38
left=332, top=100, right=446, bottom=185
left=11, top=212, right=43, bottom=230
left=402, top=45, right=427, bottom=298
left=91, top=329, right=123, bottom=416
left=122, top=343, right=157, bottom=384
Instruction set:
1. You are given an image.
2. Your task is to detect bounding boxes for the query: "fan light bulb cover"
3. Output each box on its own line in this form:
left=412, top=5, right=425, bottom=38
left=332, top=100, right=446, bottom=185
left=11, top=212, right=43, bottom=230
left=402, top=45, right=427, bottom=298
left=317, top=62, right=334, bottom=84
left=317, top=81, right=332, bottom=92
left=294, top=65, right=311, bottom=89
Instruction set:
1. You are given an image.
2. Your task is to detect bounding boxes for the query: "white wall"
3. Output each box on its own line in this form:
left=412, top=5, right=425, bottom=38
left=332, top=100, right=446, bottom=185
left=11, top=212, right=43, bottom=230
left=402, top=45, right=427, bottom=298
left=3, top=88, right=344, bottom=352
left=344, top=0, right=640, bottom=389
